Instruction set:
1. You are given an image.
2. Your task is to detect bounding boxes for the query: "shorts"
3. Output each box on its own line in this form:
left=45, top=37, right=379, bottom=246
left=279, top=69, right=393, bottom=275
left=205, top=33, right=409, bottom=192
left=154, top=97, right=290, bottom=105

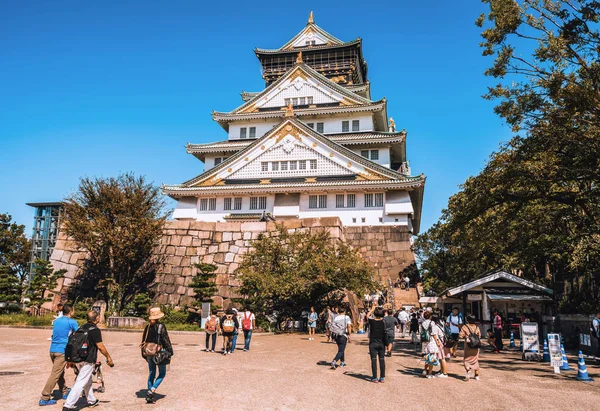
left=386, top=333, right=395, bottom=344
left=308, top=322, right=316, bottom=328
left=451, top=333, right=459, bottom=342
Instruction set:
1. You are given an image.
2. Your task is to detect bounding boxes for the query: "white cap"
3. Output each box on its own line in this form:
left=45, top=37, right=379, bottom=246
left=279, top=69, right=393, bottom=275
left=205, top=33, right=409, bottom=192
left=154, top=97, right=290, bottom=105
left=426, top=307, right=433, bottom=313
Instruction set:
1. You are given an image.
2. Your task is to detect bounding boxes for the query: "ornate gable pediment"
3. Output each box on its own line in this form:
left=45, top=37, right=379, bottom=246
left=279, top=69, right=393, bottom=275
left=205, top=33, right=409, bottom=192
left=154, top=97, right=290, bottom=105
left=285, top=26, right=330, bottom=49
left=188, top=119, right=396, bottom=188
left=237, top=65, right=365, bottom=114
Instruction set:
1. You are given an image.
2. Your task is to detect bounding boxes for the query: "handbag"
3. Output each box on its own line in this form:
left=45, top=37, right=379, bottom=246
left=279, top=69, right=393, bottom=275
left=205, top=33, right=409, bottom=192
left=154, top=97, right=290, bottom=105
left=141, top=324, right=162, bottom=358
left=152, top=324, right=172, bottom=365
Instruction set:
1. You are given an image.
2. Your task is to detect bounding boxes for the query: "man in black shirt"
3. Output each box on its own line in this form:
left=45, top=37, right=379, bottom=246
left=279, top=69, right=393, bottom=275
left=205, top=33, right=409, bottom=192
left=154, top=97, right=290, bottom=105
left=63, top=311, right=114, bottom=410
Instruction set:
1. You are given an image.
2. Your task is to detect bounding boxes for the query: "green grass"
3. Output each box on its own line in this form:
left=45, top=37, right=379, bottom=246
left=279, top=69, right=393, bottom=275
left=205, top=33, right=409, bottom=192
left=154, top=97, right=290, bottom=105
left=0, top=314, right=202, bottom=331
left=0, top=314, right=56, bottom=327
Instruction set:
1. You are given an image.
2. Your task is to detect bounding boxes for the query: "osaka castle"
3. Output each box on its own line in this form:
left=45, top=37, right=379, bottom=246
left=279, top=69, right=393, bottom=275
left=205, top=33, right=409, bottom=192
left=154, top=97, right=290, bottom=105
left=163, top=12, right=425, bottom=233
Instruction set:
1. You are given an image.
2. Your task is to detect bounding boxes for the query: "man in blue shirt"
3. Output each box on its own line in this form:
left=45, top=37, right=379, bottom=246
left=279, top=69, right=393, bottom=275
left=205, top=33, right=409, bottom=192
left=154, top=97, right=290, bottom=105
left=39, top=304, right=78, bottom=406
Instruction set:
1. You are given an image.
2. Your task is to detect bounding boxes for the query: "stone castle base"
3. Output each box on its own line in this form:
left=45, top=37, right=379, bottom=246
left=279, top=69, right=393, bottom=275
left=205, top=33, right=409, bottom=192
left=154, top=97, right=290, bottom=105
left=49, top=218, right=414, bottom=309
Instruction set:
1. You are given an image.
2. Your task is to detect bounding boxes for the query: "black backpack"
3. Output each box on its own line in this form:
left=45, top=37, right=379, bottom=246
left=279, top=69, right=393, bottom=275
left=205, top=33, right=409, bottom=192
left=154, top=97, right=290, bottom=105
left=463, top=325, right=481, bottom=349
left=65, top=325, right=95, bottom=363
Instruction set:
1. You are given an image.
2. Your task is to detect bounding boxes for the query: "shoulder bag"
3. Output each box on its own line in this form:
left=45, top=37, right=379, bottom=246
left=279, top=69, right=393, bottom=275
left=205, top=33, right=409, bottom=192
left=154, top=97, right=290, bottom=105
left=141, top=325, right=162, bottom=358
left=153, top=324, right=172, bottom=365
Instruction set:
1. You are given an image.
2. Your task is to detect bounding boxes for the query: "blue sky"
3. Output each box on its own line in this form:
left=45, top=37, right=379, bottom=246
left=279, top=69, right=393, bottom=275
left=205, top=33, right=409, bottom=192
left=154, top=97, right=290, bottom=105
left=0, top=1, right=511, bottom=235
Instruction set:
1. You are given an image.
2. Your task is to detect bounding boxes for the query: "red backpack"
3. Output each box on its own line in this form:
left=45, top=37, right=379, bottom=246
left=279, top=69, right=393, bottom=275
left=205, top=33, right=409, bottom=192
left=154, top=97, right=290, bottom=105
left=242, top=312, right=253, bottom=331
left=205, top=316, right=217, bottom=333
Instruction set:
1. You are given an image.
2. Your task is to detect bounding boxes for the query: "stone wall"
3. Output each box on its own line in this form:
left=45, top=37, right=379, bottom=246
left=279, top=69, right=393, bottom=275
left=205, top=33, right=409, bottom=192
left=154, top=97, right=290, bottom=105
left=49, top=218, right=414, bottom=309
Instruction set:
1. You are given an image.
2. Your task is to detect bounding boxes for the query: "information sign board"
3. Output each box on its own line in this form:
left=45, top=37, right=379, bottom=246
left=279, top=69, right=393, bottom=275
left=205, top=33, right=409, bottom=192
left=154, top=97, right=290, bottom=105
left=520, top=322, right=539, bottom=352
left=547, top=333, right=562, bottom=368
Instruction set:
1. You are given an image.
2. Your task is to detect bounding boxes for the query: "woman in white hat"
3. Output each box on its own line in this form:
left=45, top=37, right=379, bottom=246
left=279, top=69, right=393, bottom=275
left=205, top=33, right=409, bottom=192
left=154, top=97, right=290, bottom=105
left=140, top=307, right=173, bottom=403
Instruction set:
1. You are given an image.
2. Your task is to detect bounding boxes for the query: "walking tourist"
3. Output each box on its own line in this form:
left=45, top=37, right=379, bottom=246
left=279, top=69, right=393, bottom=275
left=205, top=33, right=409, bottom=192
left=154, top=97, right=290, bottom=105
left=432, top=314, right=449, bottom=378
left=63, top=311, right=114, bottom=410
left=241, top=306, right=256, bottom=351
left=204, top=309, right=220, bottom=352
left=397, top=307, right=410, bottom=337
left=459, top=315, right=482, bottom=381
left=419, top=311, right=443, bottom=378
left=330, top=307, right=352, bottom=369
left=307, top=306, right=318, bottom=340
left=326, top=306, right=336, bottom=343
left=404, top=275, right=410, bottom=289
left=140, top=307, right=173, bottom=404
left=221, top=309, right=239, bottom=355
left=492, top=309, right=504, bottom=352
left=366, top=305, right=386, bottom=383
left=383, top=309, right=399, bottom=356
left=410, top=313, right=419, bottom=348
left=39, top=304, right=78, bottom=406
left=230, top=308, right=240, bottom=353
left=446, top=307, right=463, bottom=358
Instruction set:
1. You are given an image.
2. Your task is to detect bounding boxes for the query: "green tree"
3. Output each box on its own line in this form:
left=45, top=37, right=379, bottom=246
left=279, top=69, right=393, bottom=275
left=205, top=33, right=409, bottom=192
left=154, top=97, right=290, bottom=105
left=62, top=173, right=167, bottom=314
left=28, top=259, right=65, bottom=309
left=415, top=1, right=600, bottom=311
left=0, top=213, right=31, bottom=288
left=237, top=225, right=375, bottom=318
left=0, top=265, right=22, bottom=303
left=190, top=263, right=218, bottom=305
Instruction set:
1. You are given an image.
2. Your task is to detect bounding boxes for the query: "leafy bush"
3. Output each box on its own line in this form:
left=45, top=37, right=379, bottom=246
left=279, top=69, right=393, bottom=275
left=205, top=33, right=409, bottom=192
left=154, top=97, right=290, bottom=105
left=0, top=314, right=55, bottom=326
left=123, top=293, right=153, bottom=318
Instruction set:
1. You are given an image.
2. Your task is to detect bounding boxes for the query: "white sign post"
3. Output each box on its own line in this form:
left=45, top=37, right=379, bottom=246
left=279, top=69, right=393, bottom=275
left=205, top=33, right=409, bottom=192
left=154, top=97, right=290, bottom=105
left=520, top=322, right=540, bottom=352
left=547, top=333, right=562, bottom=374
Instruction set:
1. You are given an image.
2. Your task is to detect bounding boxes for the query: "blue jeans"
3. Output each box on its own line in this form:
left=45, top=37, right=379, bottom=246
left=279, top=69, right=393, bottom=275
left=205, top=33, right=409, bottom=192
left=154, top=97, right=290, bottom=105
left=244, top=329, right=253, bottom=350
left=147, top=357, right=167, bottom=391
left=231, top=330, right=238, bottom=352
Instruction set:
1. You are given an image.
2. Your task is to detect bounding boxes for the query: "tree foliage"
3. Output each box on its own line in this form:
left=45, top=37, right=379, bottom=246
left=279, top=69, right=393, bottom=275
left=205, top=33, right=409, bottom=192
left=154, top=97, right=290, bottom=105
left=62, top=173, right=167, bottom=315
left=0, top=265, right=22, bottom=303
left=415, top=1, right=600, bottom=311
left=28, top=259, right=65, bottom=309
left=190, top=263, right=218, bottom=305
left=237, top=225, right=375, bottom=318
left=0, top=213, right=31, bottom=287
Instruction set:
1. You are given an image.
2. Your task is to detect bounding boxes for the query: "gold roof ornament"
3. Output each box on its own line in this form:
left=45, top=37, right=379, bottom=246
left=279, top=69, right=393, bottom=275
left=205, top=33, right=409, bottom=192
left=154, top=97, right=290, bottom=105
left=296, top=51, right=303, bottom=64
left=284, top=102, right=295, bottom=117
left=308, top=11, right=314, bottom=24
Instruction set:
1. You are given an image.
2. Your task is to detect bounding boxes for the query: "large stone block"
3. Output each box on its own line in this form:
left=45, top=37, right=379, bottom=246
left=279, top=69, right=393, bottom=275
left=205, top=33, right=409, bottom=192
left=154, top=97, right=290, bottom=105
left=171, top=236, right=182, bottom=246
left=167, top=220, right=191, bottom=230
left=281, top=220, right=302, bottom=229
left=171, top=266, right=183, bottom=275
left=175, top=247, right=186, bottom=256
left=228, top=263, right=239, bottom=274
left=180, top=236, right=193, bottom=246
left=218, top=243, right=229, bottom=252
left=240, top=222, right=266, bottom=232
left=229, top=245, right=240, bottom=254
left=203, top=254, right=215, bottom=264
left=232, top=232, right=242, bottom=241
left=213, top=253, right=225, bottom=264
left=208, top=245, right=218, bottom=254
left=182, top=266, right=193, bottom=277
left=215, top=222, right=241, bottom=232
left=61, top=251, right=72, bottom=264
left=320, top=217, right=341, bottom=227
left=222, top=232, right=233, bottom=242
left=225, top=253, right=235, bottom=263
left=189, top=221, right=216, bottom=231
left=213, top=232, right=222, bottom=242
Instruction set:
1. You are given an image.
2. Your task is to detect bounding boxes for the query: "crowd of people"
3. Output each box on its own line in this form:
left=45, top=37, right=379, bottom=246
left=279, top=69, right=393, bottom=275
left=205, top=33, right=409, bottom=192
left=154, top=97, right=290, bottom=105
left=39, top=301, right=544, bottom=408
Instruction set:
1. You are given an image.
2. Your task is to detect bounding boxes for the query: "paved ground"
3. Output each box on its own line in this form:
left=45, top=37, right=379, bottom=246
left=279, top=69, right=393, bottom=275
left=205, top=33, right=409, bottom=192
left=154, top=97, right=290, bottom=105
left=1, top=328, right=599, bottom=411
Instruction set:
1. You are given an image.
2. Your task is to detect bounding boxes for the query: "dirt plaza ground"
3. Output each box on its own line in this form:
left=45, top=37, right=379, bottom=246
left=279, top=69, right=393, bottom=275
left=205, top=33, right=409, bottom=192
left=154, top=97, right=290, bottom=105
left=1, top=328, right=599, bottom=411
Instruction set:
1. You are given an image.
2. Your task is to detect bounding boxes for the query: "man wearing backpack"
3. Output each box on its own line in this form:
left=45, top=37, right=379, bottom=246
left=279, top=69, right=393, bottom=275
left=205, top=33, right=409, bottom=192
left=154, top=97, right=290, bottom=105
left=39, top=304, right=78, bottom=406
left=63, top=311, right=114, bottom=411
left=204, top=309, right=220, bottom=352
left=446, top=307, right=463, bottom=358
left=220, top=309, right=239, bottom=355
left=241, top=306, right=256, bottom=351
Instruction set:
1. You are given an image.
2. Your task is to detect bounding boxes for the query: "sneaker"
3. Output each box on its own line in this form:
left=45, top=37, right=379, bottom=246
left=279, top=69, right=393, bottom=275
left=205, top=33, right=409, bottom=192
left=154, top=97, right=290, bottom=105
left=371, top=378, right=379, bottom=383
left=243, top=348, right=248, bottom=351
left=379, top=378, right=385, bottom=383
left=88, top=399, right=100, bottom=407
left=331, top=361, right=337, bottom=370
left=465, top=373, right=470, bottom=381
left=474, top=376, right=480, bottom=381
left=205, top=348, right=209, bottom=352
left=340, top=362, right=347, bottom=367
left=436, top=374, right=448, bottom=379
left=146, top=390, right=155, bottom=404
left=62, top=389, right=71, bottom=400
left=39, top=399, right=57, bottom=406
left=426, top=375, right=434, bottom=379
left=421, top=370, right=427, bottom=376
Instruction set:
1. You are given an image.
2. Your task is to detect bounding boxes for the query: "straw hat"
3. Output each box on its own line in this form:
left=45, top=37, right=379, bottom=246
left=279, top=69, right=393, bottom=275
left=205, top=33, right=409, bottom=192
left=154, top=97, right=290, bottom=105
left=148, top=307, right=165, bottom=320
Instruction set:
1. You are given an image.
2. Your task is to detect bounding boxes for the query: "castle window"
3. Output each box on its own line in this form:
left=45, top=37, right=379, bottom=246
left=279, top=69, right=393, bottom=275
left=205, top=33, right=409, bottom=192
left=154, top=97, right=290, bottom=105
left=299, top=160, right=307, bottom=170
left=316, top=122, right=324, bottom=133
left=352, top=120, right=360, bottom=131
left=307, top=96, right=314, bottom=104
left=370, top=150, right=379, bottom=160
left=309, top=195, right=327, bottom=209
left=250, top=196, right=267, bottom=210
left=347, top=194, right=356, bottom=208
left=249, top=127, right=256, bottom=138
left=261, top=162, right=268, bottom=172
left=224, top=198, right=232, bottom=211
left=290, top=161, right=297, bottom=170
left=240, top=127, right=247, bottom=139
left=200, top=198, right=217, bottom=211
left=360, top=150, right=369, bottom=158
left=307, top=123, right=314, bottom=129
left=342, top=121, right=350, bottom=132
left=336, top=194, right=345, bottom=208
left=234, top=197, right=242, bottom=210
left=272, top=161, right=279, bottom=171
left=281, top=161, right=288, bottom=171
left=309, top=159, right=317, bottom=170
